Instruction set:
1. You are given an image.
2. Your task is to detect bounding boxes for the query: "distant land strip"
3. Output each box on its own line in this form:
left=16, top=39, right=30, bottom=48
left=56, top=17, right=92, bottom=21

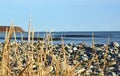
left=0, top=26, right=24, bottom=32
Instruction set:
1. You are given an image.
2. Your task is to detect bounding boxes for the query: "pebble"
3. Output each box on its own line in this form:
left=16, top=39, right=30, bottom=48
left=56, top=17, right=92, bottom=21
left=0, top=41, right=119, bottom=75
left=112, top=72, right=117, bottom=76
left=13, top=67, right=19, bottom=71
left=73, top=47, right=78, bottom=51
left=81, top=55, right=88, bottom=61
left=118, top=54, right=120, bottom=57
left=68, top=49, right=73, bottom=53
left=100, top=59, right=104, bottom=63
left=109, top=67, right=114, bottom=70
left=33, top=64, right=37, bottom=70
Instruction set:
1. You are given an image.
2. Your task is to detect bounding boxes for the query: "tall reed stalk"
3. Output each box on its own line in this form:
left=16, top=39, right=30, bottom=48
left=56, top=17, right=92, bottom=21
left=1, top=24, right=14, bottom=75
left=91, top=32, right=94, bottom=48
left=21, top=32, right=23, bottom=42
left=28, top=18, right=31, bottom=44
left=13, top=26, right=17, bottom=43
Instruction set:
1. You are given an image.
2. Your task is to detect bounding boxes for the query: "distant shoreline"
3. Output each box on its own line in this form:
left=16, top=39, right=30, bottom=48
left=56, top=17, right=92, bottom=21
left=0, top=26, right=24, bottom=32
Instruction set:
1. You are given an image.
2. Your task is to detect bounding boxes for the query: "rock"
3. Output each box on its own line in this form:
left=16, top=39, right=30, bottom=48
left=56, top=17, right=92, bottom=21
left=110, top=42, right=119, bottom=48
left=112, top=72, right=117, bottom=76
left=118, top=54, right=120, bottom=57
left=33, top=64, right=37, bottom=70
left=89, top=65, right=94, bottom=68
left=100, top=59, right=104, bottom=63
left=109, top=49, right=113, bottom=53
left=114, top=50, right=119, bottom=54
left=65, top=46, right=69, bottom=51
left=111, top=58, right=115, bottom=61
left=81, top=55, right=88, bottom=61
left=1, top=41, right=120, bottom=75
left=96, top=50, right=103, bottom=55
left=67, top=43, right=73, bottom=48
left=68, top=49, right=73, bottom=53
left=13, top=67, right=19, bottom=71
left=79, top=50, right=85, bottom=55
left=109, top=67, right=114, bottom=70
left=108, top=55, right=111, bottom=58
left=73, top=47, right=78, bottom=51
left=96, top=47, right=103, bottom=51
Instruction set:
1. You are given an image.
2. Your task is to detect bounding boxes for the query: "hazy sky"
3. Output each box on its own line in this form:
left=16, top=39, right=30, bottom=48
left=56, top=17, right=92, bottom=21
left=0, top=0, right=120, bottom=31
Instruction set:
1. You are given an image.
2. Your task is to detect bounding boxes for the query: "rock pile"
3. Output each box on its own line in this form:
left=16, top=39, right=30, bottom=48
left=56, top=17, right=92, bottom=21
left=0, top=41, right=119, bottom=76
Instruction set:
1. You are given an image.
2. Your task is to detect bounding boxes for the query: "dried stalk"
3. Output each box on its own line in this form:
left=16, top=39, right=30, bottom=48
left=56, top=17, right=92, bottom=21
left=1, top=25, right=14, bottom=75
left=21, top=32, right=23, bottom=42
left=13, top=26, right=17, bottom=43
left=28, top=17, right=31, bottom=44
left=19, top=61, right=33, bottom=76
left=91, top=32, right=94, bottom=48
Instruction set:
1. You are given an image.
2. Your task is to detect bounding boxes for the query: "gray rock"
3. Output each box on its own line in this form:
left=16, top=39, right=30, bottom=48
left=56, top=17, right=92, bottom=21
left=118, top=54, right=120, bottom=57
left=112, top=72, right=117, bottom=76
left=109, top=67, right=114, bottom=70
left=13, top=67, right=19, bottom=71
left=33, top=64, right=37, bottom=70
left=90, top=65, right=94, bottom=69
left=68, top=49, right=73, bottom=53
left=96, top=47, right=103, bottom=51
left=100, top=59, right=104, bottom=63
left=109, top=48, right=113, bottom=52
left=68, top=43, right=73, bottom=46
left=73, top=47, right=78, bottom=51
left=110, top=42, right=119, bottom=48
left=108, top=55, right=111, bottom=58
left=79, top=50, right=85, bottom=55
left=114, top=50, right=119, bottom=54
left=81, top=55, right=88, bottom=61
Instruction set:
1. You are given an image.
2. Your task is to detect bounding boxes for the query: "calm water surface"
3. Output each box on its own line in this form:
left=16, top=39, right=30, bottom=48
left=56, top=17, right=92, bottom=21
left=0, top=31, right=120, bottom=45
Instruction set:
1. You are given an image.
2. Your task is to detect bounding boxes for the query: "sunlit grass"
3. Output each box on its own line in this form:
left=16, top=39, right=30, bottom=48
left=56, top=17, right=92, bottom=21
left=0, top=21, right=113, bottom=76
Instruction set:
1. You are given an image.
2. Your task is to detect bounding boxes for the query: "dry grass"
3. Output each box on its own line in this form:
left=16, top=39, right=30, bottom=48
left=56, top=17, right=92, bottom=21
left=91, top=32, right=94, bottom=49
left=0, top=22, right=112, bottom=76
left=21, top=32, right=23, bottom=42
left=28, top=18, right=31, bottom=44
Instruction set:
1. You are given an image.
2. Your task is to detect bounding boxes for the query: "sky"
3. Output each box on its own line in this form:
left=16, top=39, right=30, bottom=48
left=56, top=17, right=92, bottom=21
left=0, top=0, right=120, bottom=31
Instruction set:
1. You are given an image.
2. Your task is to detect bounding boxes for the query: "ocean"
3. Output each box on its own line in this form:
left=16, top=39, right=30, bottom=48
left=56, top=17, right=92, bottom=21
left=0, top=31, right=120, bottom=45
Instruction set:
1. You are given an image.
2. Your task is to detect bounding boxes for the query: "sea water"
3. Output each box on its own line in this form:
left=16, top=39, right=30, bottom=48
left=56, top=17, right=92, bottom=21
left=0, top=31, right=120, bottom=45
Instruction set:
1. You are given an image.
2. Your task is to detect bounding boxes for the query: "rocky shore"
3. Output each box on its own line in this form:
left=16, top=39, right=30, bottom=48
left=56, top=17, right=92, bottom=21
left=0, top=41, right=119, bottom=76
